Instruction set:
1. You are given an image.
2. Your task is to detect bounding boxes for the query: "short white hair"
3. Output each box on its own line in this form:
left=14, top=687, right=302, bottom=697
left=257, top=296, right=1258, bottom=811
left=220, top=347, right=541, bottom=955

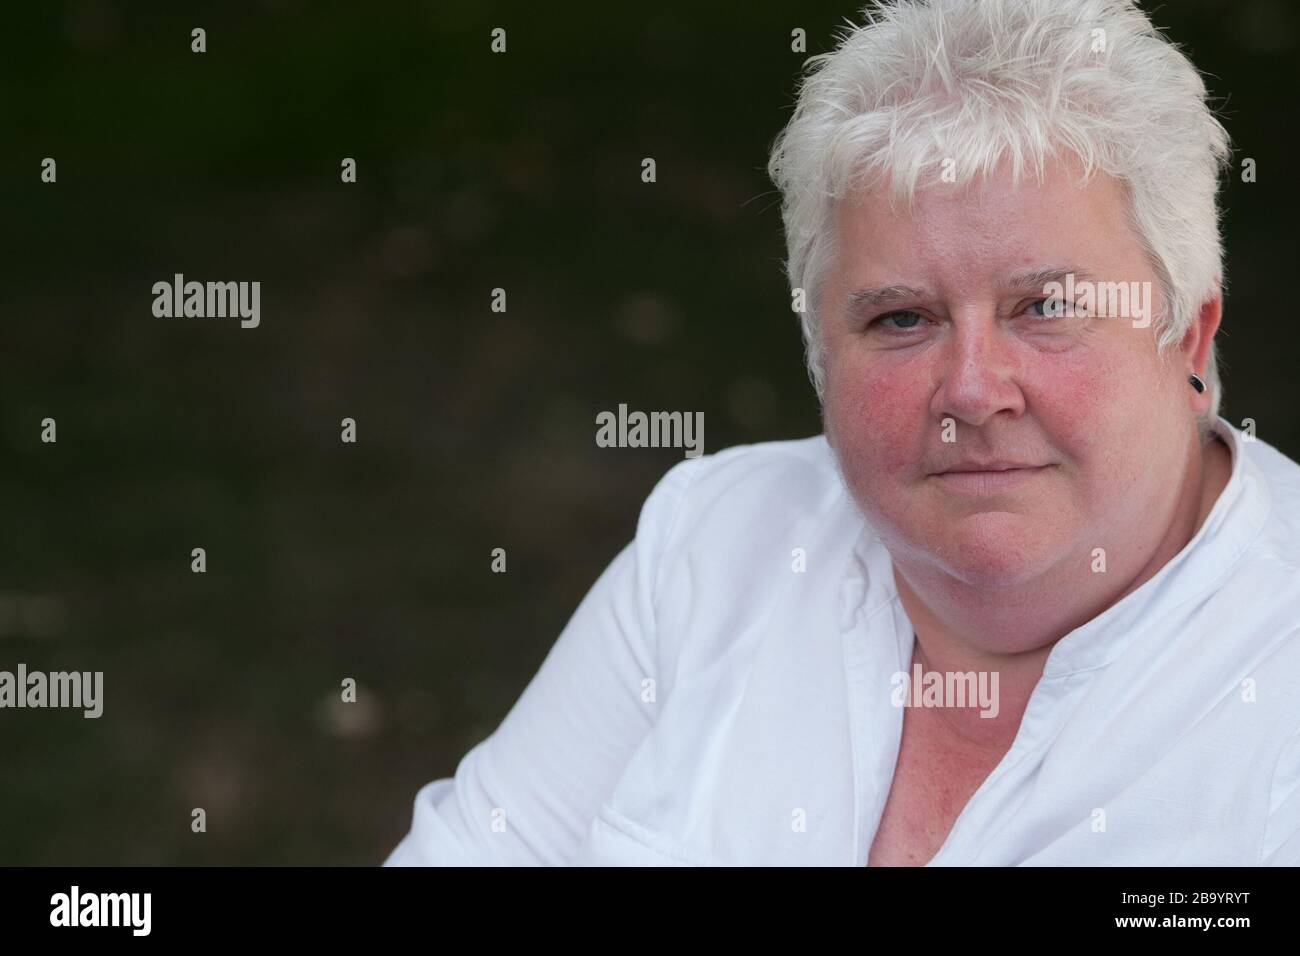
left=766, top=0, right=1232, bottom=431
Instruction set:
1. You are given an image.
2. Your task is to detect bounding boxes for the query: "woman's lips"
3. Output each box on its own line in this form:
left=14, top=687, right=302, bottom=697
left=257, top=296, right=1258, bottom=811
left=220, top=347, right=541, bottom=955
left=932, top=465, right=1051, bottom=494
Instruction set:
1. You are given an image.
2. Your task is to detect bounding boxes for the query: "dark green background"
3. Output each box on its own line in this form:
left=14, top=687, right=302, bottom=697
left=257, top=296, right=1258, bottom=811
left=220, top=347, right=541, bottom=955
left=2, top=0, right=1296, bottom=864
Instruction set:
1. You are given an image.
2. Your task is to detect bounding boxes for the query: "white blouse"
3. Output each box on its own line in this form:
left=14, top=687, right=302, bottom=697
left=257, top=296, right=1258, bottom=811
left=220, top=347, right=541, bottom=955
left=385, top=414, right=1300, bottom=866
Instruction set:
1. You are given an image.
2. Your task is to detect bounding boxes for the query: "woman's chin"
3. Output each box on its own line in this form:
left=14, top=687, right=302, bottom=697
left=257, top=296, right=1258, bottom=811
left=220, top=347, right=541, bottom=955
left=927, top=527, right=1058, bottom=590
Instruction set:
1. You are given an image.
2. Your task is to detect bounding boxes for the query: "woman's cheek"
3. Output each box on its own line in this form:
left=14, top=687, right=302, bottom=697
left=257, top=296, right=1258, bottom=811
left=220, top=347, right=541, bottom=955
left=825, top=357, right=926, bottom=479
left=1028, top=350, right=1131, bottom=462
left=1031, top=355, right=1098, bottom=429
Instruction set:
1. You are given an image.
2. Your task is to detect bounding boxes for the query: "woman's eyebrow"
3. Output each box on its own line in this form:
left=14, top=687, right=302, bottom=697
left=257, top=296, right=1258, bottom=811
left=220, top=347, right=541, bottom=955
left=1003, top=266, right=1098, bottom=292
left=845, top=284, right=929, bottom=314
left=846, top=267, right=1099, bottom=314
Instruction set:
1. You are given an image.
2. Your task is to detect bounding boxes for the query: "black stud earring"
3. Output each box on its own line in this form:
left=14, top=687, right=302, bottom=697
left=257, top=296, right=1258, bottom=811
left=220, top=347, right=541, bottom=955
left=1189, top=373, right=1205, bottom=394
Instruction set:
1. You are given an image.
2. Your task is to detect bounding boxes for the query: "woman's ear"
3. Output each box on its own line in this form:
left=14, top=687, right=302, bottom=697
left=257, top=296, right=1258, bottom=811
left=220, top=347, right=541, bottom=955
left=1181, top=283, right=1224, bottom=377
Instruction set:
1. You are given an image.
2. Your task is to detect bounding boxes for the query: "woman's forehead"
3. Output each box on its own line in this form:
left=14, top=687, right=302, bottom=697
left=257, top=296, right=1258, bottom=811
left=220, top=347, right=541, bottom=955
left=831, top=168, right=1141, bottom=285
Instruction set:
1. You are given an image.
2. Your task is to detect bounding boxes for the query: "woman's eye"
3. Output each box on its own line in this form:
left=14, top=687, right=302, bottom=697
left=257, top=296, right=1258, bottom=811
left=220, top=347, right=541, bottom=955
left=1028, top=298, right=1059, bottom=318
left=871, top=310, right=925, bottom=331
left=867, top=301, right=1084, bottom=333
left=1027, top=297, right=1088, bottom=319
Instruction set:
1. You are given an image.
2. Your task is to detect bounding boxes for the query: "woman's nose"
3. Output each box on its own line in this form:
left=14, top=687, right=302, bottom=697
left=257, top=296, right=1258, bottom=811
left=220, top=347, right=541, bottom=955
left=931, top=319, right=1026, bottom=427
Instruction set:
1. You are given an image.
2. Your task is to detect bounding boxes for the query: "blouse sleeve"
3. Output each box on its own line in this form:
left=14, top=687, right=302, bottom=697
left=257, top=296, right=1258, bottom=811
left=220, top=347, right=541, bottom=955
left=383, top=455, right=703, bottom=865
left=1261, top=719, right=1300, bottom=866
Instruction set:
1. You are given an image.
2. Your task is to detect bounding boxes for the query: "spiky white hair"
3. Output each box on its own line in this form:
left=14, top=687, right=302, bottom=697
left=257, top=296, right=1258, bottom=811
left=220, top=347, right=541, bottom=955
left=767, top=0, right=1232, bottom=429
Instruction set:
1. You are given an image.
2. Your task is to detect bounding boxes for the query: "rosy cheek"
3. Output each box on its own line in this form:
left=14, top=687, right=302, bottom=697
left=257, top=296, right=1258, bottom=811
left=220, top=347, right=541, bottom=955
left=1039, top=367, right=1094, bottom=431
left=1027, top=349, right=1129, bottom=462
left=826, top=356, right=928, bottom=478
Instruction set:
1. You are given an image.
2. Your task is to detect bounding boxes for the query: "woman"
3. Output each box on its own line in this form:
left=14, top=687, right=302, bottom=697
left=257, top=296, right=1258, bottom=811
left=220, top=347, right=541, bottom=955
left=386, top=0, right=1300, bottom=865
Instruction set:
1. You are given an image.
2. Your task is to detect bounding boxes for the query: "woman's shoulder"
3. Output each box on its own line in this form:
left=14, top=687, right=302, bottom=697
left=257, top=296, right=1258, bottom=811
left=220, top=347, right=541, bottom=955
left=642, top=433, right=846, bottom=528
left=1249, top=433, right=1300, bottom=505
left=630, top=433, right=857, bottom=581
left=1241, top=431, right=1300, bottom=569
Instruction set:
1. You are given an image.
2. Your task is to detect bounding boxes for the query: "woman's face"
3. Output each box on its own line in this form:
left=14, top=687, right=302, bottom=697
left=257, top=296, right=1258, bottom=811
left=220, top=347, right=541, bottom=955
left=820, top=158, right=1197, bottom=591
